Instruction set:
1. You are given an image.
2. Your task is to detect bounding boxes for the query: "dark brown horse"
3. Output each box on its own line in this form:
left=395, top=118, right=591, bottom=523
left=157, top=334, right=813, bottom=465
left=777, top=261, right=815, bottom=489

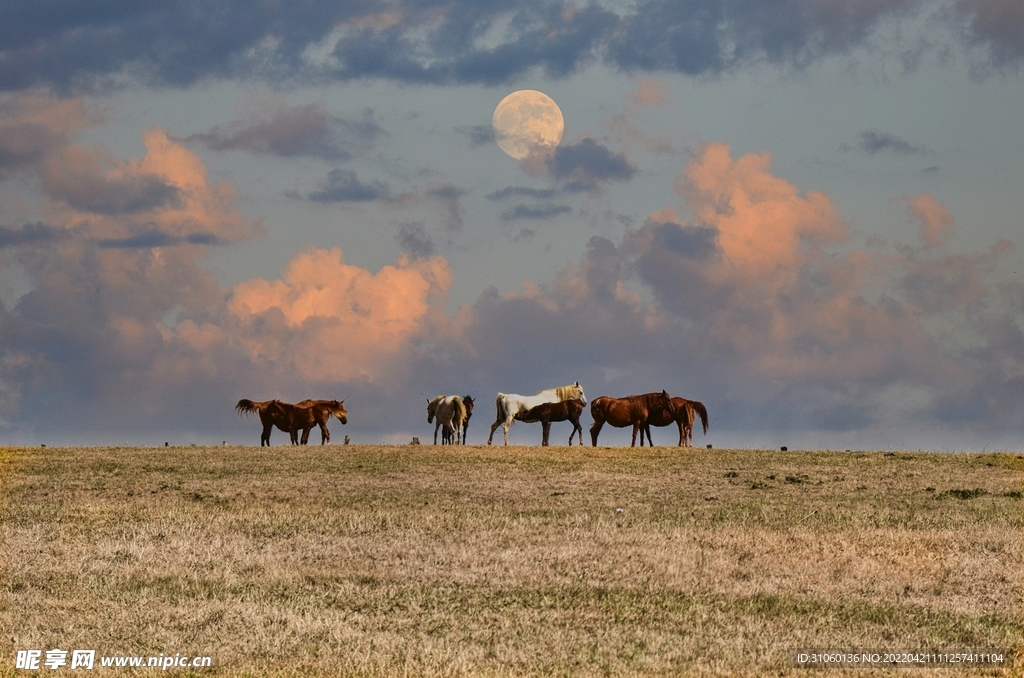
left=294, top=399, right=348, bottom=444
left=235, top=399, right=300, bottom=446
left=642, top=397, right=709, bottom=447
left=589, top=391, right=677, bottom=447
left=515, top=398, right=585, bottom=446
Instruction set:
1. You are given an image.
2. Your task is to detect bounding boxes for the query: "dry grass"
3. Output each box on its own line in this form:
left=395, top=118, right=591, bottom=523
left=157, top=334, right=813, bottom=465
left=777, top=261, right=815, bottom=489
left=1, top=444, right=1022, bottom=676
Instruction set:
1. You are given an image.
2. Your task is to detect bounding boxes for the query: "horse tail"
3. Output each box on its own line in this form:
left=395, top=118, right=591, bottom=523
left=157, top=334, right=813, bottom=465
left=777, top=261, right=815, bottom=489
left=236, top=399, right=260, bottom=417
left=453, top=397, right=467, bottom=425
left=692, top=400, right=709, bottom=435
left=494, top=394, right=508, bottom=422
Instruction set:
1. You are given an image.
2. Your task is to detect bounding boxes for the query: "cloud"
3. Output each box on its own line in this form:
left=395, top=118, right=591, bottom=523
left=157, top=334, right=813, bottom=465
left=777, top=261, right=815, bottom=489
left=187, top=100, right=382, bottom=160
left=302, top=169, right=390, bottom=202
left=956, top=0, right=1024, bottom=68
left=853, top=130, right=926, bottom=155
left=900, top=193, right=952, bottom=248
left=223, top=247, right=454, bottom=384
left=0, top=222, right=67, bottom=248
left=486, top=186, right=559, bottom=201
left=15, top=0, right=1023, bottom=93
left=0, top=92, right=101, bottom=176
left=458, top=124, right=494, bottom=147
left=550, top=138, right=637, bottom=192
left=500, top=203, right=572, bottom=221
left=396, top=221, right=435, bottom=258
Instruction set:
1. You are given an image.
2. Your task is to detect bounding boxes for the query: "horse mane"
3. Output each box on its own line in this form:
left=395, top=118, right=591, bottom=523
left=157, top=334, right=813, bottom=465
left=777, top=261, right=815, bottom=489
left=630, top=391, right=670, bottom=409
left=554, top=383, right=581, bottom=401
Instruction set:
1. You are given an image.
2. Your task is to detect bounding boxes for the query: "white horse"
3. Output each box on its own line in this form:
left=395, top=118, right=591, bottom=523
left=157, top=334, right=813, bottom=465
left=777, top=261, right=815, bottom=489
left=427, top=395, right=468, bottom=445
left=487, top=382, right=586, bottom=446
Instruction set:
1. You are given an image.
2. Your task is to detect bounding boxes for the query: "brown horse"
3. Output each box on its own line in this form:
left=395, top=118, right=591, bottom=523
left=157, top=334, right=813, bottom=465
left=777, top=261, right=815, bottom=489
left=642, top=397, right=709, bottom=447
left=589, top=391, right=677, bottom=447
left=294, top=399, right=348, bottom=444
left=236, top=398, right=347, bottom=446
left=235, top=399, right=299, bottom=446
left=515, top=398, right=585, bottom=446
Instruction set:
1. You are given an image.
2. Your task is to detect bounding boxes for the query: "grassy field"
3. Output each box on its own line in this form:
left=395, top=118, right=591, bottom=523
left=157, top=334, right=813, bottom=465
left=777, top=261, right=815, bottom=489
left=1, top=443, right=1022, bottom=676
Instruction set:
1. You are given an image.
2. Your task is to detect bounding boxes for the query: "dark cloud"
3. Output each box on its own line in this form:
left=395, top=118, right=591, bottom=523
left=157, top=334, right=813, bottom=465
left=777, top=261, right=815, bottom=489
left=302, top=169, right=390, bottom=203
left=458, top=124, right=494, bottom=147
left=15, top=0, right=1021, bottom=93
left=396, top=222, right=435, bottom=259
left=956, top=0, right=1024, bottom=68
left=486, top=186, right=558, bottom=201
left=187, top=103, right=382, bottom=160
left=0, top=222, right=67, bottom=247
left=427, top=185, right=466, bottom=232
left=97, top=231, right=223, bottom=248
left=854, top=130, right=926, bottom=155
left=55, top=174, right=181, bottom=215
left=500, top=203, right=572, bottom=220
left=550, top=138, right=637, bottom=192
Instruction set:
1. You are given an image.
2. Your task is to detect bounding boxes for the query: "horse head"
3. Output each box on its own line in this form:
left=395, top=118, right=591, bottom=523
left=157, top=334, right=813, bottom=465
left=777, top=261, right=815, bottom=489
left=331, top=399, right=348, bottom=425
left=660, top=390, right=677, bottom=416
left=426, top=397, right=436, bottom=423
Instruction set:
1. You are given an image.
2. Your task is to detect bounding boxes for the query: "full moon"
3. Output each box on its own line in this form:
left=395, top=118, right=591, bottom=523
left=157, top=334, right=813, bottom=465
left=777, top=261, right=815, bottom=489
left=492, top=90, right=564, bottom=160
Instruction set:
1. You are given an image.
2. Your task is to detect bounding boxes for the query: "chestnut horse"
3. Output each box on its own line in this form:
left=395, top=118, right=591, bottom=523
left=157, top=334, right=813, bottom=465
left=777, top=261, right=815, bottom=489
left=515, top=398, right=585, bottom=446
left=236, top=399, right=299, bottom=446
left=589, top=391, right=677, bottom=447
left=236, top=398, right=347, bottom=446
left=643, top=397, right=709, bottom=447
left=294, top=399, right=348, bottom=444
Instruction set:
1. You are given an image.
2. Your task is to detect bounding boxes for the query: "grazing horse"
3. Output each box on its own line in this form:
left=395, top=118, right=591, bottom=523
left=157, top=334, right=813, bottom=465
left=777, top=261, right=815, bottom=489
left=294, top=399, right=348, bottom=444
left=487, top=382, right=586, bottom=446
left=427, top=395, right=467, bottom=445
left=236, top=399, right=299, bottom=446
left=515, top=398, right=585, bottom=446
left=643, top=397, right=709, bottom=447
left=589, top=391, right=677, bottom=447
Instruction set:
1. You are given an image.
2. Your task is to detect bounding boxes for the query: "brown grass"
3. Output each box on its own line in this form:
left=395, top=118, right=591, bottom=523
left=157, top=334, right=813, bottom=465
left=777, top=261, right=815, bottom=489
left=1, top=444, right=1022, bottom=676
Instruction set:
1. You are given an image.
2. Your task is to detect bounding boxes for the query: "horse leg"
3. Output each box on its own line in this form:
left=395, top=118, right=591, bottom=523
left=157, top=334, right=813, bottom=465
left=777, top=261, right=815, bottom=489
left=642, top=424, right=654, bottom=447
left=434, top=421, right=441, bottom=445
left=590, top=419, right=603, bottom=447
left=487, top=419, right=501, bottom=445
left=261, top=422, right=271, bottom=447
left=631, top=423, right=640, bottom=447
left=320, top=422, right=330, bottom=445
left=541, top=421, right=550, bottom=446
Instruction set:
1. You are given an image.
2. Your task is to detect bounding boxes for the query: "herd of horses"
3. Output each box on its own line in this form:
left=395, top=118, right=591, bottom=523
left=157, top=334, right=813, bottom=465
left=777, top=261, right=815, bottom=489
left=236, top=382, right=708, bottom=448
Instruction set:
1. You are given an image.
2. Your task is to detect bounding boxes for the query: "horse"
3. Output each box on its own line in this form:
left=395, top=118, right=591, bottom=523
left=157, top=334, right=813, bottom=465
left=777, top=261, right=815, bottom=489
left=487, top=382, right=586, bottom=446
left=293, top=399, right=348, bottom=444
left=589, top=391, right=677, bottom=447
left=458, top=395, right=475, bottom=444
left=514, top=398, right=585, bottom=446
left=642, top=397, right=709, bottom=447
left=235, top=399, right=300, bottom=446
left=427, top=395, right=467, bottom=445
left=441, top=395, right=475, bottom=445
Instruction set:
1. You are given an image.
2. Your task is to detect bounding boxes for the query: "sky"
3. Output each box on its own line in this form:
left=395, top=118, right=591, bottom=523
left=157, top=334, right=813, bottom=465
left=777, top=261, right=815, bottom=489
left=1, top=0, right=1023, bottom=449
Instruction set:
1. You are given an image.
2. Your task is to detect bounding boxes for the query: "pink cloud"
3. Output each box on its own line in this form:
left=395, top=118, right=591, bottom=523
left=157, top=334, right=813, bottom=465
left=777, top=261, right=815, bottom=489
left=900, top=193, right=953, bottom=248
left=225, top=247, right=454, bottom=383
